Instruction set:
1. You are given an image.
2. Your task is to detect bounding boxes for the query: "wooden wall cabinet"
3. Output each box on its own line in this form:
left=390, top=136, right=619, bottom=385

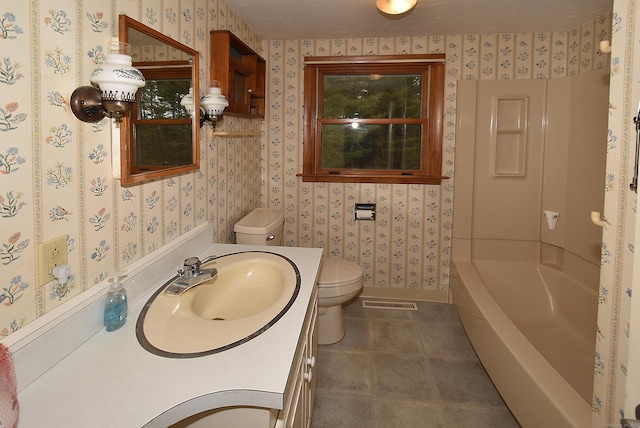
left=210, top=30, right=266, bottom=118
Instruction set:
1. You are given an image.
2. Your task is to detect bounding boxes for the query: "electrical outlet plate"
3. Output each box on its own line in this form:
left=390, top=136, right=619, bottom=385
left=38, top=235, right=68, bottom=286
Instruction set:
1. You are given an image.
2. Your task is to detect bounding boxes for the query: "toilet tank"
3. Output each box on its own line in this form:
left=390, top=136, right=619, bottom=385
left=234, top=208, right=284, bottom=246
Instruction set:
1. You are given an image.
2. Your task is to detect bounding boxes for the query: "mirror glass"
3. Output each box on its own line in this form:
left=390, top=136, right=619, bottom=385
left=118, top=15, right=200, bottom=185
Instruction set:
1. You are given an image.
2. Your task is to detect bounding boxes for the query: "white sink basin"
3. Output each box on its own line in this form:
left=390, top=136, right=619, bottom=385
left=136, top=251, right=300, bottom=357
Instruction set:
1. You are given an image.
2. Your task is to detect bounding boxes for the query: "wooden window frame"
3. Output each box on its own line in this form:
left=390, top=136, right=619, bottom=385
left=300, top=54, right=447, bottom=185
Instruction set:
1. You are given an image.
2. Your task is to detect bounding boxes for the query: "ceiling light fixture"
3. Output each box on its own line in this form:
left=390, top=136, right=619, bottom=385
left=376, top=0, right=417, bottom=15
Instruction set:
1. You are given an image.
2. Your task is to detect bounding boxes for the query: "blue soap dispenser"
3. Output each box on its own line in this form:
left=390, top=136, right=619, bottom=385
left=104, top=272, right=128, bottom=331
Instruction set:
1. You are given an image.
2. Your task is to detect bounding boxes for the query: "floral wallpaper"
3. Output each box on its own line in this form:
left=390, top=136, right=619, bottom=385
left=0, top=0, right=261, bottom=336
left=593, top=0, right=640, bottom=425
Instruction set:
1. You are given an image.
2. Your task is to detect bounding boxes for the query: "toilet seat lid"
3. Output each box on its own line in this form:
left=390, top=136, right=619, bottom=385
left=318, top=258, right=363, bottom=286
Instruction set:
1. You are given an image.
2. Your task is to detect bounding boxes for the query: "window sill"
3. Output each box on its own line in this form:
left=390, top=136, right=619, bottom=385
left=296, top=173, right=449, bottom=185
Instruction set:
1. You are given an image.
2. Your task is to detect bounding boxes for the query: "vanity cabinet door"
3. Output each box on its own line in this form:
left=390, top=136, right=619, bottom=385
left=291, top=370, right=305, bottom=428
left=276, top=300, right=318, bottom=428
left=303, top=304, right=318, bottom=428
left=279, top=340, right=305, bottom=428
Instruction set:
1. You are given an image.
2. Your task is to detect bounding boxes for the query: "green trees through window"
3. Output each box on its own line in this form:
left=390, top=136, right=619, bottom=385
left=301, top=55, right=446, bottom=184
left=322, top=74, right=422, bottom=170
left=133, top=78, right=192, bottom=168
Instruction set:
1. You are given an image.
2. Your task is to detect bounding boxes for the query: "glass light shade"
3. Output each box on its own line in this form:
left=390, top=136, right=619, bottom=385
left=376, top=0, right=417, bottom=14
left=180, top=87, right=195, bottom=115
left=200, top=81, right=229, bottom=119
left=90, top=41, right=145, bottom=114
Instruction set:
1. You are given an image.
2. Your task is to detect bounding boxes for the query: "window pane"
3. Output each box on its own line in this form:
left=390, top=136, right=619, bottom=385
left=321, top=123, right=422, bottom=170
left=139, top=79, right=191, bottom=119
left=134, top=124, right=192, bottom=166
left=323, top=74, right=422, bottom=119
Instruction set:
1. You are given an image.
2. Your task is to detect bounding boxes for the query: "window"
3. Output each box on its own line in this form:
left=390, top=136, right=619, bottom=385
left=128, top=66, right=193, bottom=173
left=300, top=55, right=446, bottom=184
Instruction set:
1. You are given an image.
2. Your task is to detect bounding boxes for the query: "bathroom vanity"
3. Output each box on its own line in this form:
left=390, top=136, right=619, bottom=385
left=10, top=225, right=322, bottom=428
left=168, top=293, right=318, bottom=428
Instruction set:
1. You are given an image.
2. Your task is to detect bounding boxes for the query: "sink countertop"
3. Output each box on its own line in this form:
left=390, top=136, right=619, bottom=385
left=17, top=244, right=323, bottom=428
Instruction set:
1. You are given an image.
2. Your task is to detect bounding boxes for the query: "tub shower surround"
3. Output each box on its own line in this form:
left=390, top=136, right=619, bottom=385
left=451, top=68, right=608, bottom=426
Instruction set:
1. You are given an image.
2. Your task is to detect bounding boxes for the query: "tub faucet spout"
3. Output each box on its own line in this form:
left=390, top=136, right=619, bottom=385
left=165, top=256, right=217, bottom=295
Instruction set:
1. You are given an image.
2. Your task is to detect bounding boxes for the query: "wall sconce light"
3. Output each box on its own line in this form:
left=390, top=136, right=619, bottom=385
left=180, top=86, right=197, bottom=115
left=376, top=0, right=417, bottom=15
left=181, top=80, right=229, bottom=128
left=200, top=80, right=229, bottom=128
left=70, top=41, right=145, bottom=123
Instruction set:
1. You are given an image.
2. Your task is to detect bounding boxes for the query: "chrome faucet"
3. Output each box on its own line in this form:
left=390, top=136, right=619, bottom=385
left=165, top=256, right=218, bottom=296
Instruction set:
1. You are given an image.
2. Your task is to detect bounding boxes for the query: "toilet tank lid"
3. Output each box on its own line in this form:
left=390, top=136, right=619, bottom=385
left=234, top=208, right=284, bottom=235
left=318, top=257, right=363, bottom=285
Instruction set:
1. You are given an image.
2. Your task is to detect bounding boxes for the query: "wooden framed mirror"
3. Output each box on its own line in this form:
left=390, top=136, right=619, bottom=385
left=118, top=15, right=200, bottom=186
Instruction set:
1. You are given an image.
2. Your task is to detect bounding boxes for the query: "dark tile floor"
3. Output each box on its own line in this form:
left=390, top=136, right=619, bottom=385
left=310, top=298, right=520, bottom=428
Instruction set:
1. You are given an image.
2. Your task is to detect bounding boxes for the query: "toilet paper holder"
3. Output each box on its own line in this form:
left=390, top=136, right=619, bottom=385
left=355, top=203, right=376, bottom=221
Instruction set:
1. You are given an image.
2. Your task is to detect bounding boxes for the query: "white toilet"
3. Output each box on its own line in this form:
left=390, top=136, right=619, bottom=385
left=234, top=208, right=364, bottom=345
left=233, top=207, right=284, bottom=246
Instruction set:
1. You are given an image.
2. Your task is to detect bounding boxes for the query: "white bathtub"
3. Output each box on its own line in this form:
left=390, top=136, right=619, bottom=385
left=451, top=257, right=597, bottom=427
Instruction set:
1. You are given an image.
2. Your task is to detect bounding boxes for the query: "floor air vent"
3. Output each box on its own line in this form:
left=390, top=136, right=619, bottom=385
left=362, top=301, right=418, bottom=311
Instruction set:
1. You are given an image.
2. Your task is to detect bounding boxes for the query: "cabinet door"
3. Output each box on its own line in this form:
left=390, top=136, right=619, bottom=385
left=303, top=304, right=318, bottom=428
left=227, top=55, right=252, bottom=114
left=210, top=30, right=266, bottom=118
left=278, top=300, right=318, bottom=428
left=289, top=354, right=305, bottom=428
